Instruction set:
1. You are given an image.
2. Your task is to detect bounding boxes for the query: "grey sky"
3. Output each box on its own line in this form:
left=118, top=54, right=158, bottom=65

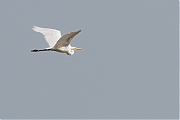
left=0, top=0, right=178, bottom=119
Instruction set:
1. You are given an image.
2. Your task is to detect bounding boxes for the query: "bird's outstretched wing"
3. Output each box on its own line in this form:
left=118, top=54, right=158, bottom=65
left=54, top=30, right=82, bottom=48
left=32, top=26, right=61, bottom=48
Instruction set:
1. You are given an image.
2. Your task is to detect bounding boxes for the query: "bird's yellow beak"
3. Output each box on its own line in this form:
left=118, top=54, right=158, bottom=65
left=74, top=48, right=82, bottom=50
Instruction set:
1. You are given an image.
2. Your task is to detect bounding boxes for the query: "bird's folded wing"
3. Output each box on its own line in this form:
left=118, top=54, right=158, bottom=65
left=54, top=30, right=82, bottom=48
left=32, top=26, right=61, bottom=48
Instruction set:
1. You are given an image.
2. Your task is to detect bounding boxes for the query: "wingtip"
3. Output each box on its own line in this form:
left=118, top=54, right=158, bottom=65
left=32, top=26, right=37, bottom=30
left=78, top=29, right=82, bottom=32
left=32, top=26, right=42, bottom=31
left=33, top=25, right=42, bottom=29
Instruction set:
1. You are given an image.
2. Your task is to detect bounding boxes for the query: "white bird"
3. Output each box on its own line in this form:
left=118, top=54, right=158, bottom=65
left=31, top=26, right=82, bottom=56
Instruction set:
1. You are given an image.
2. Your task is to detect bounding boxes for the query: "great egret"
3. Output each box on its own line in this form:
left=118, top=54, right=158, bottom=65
left=31, top=26, right=82, bottom=55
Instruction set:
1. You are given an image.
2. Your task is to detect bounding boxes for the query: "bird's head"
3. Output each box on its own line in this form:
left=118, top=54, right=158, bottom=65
left=67, top=47, right=82, bottom=56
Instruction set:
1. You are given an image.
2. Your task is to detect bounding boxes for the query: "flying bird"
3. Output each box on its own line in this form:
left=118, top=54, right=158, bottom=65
left=31, top=26, right=82, bottom=55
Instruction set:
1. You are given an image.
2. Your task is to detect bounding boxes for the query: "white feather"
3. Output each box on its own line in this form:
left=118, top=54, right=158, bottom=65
left=32, top=26, right=61, bottom=48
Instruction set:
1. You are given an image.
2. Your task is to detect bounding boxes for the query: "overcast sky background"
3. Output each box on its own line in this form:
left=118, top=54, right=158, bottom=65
left=0, top=0, right=178, bottom=119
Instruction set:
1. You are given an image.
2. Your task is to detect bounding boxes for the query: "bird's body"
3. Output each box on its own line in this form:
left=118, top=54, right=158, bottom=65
left=53, top=44, right=77, bottom=55
left=31, top=26, right=82, bottom=56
